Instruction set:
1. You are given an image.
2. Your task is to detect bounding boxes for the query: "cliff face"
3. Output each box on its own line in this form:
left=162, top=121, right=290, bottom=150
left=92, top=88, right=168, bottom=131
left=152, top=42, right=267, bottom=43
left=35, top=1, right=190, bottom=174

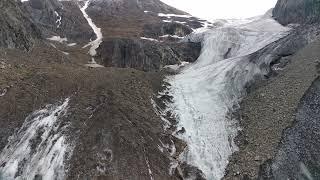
left=273, top=0, right=320, bottom=25
left=0, top=0, right=40, bottom=50
left=24, top=0, right=94, bottom=42
left=88, top=0, right=203, bottom=71
left=98, top=39, right=201, bottom=71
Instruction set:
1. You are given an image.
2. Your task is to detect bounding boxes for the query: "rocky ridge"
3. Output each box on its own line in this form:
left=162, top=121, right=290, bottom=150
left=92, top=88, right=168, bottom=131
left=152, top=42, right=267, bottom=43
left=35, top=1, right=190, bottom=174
left=224, top=1, right=320, bottom=179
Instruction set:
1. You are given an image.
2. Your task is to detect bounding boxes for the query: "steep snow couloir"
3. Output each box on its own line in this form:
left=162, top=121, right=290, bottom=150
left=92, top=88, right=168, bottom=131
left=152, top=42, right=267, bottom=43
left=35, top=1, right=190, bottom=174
left=79, top=0, right=104, bottom=67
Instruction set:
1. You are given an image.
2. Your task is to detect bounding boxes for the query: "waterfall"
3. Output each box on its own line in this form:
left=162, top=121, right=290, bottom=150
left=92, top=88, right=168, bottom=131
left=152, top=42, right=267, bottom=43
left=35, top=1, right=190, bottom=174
left=167, top=11, right=290, bottom=179
left=0, top=98, right=73, bottom=180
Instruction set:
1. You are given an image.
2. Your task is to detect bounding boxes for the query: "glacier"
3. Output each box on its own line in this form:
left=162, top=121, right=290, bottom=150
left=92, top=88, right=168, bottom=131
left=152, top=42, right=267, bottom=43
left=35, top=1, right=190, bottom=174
left=0, top=98, right=73, bottom=180
left=166, top=10, right=290, bottom=179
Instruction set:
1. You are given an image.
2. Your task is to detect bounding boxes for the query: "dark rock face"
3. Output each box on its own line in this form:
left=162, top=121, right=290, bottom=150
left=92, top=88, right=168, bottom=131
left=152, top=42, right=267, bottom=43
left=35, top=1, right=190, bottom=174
left=24, top=0, right=94, bottom=42
left=249, top=23, right=320, bottom=76
left=273, top=0, right=320, bottom=25
left=258, top=77, right=320, bottom=180
left=142, top=22, right=193, bottom=39
left=97, top=38, right=201, bottom=71
left=0, top=0, right=40, bottom=50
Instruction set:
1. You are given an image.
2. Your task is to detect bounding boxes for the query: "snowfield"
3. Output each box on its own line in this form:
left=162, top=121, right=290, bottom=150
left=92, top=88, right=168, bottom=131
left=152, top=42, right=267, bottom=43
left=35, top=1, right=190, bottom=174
left=166, top=10, right=290, bottom=179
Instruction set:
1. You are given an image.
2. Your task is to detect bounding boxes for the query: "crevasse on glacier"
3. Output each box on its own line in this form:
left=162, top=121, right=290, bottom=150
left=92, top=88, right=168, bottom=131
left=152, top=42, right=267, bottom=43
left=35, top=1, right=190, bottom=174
left=167, top=11, right=290, bottom=179
left=0, top=98, right=72, bottom=180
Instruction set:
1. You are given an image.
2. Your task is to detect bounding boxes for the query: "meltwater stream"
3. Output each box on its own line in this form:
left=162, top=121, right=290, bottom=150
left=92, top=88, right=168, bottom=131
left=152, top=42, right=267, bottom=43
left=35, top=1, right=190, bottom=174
left=167, top=11, right=290, bottom=179
left=0, top=98, right=72, bottom=180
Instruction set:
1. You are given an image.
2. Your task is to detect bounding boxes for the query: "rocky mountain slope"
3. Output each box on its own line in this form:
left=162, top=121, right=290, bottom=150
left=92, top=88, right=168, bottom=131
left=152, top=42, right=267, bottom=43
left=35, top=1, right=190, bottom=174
left=0, top=0, right=320, bottom=179
left=24, top=0, right=95, bottom=42
left=0, top=0, right=40, bottom=50
left=224, top=1, right=320, bottom=180
left=0, top=0, right=205, bottom=179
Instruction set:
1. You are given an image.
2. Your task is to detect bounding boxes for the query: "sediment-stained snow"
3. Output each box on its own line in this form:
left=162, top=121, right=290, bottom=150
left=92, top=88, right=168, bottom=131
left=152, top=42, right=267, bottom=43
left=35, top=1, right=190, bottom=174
left=166, top=11, right=290, bottom=179
left=0, top=98, right=73, bottom=180
left=80, top=0, right=103, bottom=56
left=79, top=0, right=104, bottom=68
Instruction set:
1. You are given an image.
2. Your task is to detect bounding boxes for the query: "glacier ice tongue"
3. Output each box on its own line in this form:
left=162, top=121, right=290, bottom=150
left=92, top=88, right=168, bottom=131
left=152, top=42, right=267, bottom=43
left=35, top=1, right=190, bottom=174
left=167, top=12, right=290, bottom=179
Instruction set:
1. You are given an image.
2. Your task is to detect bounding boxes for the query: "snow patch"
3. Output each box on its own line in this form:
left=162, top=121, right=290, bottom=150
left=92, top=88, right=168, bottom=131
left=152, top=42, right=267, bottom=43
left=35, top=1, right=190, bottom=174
left=159, top=34, right=184, bottom=39
left=0, top=88, right=7, bottom=97
left=67, top=43, right=77, bottom=47
left=0, top=98, right=73, bottom=180
left=47, top=36, right=68, bottom=43
left=158, top=13, right=192, bottom=18
left=85, top=58, right=104, bottom=68
left=54, top=11, right=62, bottom=28
left=164, top=61, right=190, bottom=71
left=140, top=37, right=159, bottom=42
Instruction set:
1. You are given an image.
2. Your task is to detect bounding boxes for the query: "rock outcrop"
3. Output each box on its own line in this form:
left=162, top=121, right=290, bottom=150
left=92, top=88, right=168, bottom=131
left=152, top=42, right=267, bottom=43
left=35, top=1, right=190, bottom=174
left=142, top=22, right=193, bottom=40
left=273, top=0, right=320, bottom=25
left=97, top=38, right=201, bottom=71
left=23, top=0, right=94, bottom=42
left=0, top=0, right=40, bottom=50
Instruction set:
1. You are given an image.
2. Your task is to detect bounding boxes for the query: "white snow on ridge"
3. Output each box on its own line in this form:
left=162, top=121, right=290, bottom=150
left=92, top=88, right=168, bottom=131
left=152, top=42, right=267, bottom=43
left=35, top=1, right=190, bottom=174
left=0, top=98, right=73, bottom=180
left=158, top=13, right=192, bottom=18
left=166, top=12, right=290, bottom=180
